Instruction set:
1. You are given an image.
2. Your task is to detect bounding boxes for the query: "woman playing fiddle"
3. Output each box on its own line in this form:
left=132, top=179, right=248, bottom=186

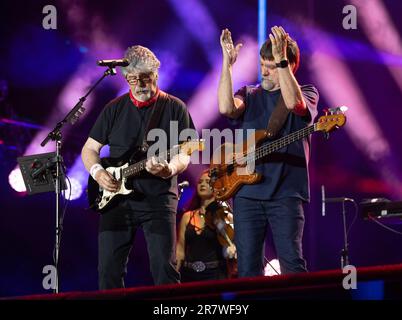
left=176, top=170, right=236, bottom=282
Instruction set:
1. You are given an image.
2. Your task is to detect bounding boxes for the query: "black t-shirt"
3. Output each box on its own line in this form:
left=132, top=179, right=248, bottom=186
left=89, top=91, right=195, bottom=214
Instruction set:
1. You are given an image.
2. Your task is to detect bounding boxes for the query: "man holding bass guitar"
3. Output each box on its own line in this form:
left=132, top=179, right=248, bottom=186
left=81, top=45, right=195, bottom=289
left=217, top=26, right=319, bottom=276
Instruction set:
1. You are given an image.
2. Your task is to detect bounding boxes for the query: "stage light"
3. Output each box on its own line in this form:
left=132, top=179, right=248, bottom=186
left=258, top=0, right=267, bottom=80
left=63, top=176, right=83, bottom=201
left=8, top=168, right=26, bottom=193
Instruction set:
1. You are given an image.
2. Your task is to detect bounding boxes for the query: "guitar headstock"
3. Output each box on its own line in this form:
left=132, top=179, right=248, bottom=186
left=316, top=106, right=347, bottom=133
left=179, top=139, right=205, bottom=155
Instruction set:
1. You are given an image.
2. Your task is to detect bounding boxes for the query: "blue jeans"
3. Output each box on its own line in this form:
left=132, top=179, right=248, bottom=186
left=98, top=210, right=179, bottom=289
left=233, top=197, right=307, bottom=277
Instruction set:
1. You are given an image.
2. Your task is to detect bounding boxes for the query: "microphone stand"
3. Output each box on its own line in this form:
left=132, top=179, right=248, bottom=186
left=178, top=187, right=184, bottom=201
left=321, top=186, right=354, bottom=270
left=40, top=66, right=117, bottom=293
left=178, top=184, right=188, bottom=201
left=340, top=200, right=349, bottom=269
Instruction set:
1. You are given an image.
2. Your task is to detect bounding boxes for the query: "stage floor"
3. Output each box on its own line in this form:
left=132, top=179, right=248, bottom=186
left=6, top=263, right=402, bottom=300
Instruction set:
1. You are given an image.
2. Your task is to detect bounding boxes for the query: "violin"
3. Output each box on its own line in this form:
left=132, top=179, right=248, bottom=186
left=205, top=201, right=238, bottom=278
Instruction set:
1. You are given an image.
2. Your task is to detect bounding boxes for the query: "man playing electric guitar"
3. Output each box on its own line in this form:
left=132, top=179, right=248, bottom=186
left=217, top=26, right=319, bottom=277
left=81, top=45, right=195, bottom=289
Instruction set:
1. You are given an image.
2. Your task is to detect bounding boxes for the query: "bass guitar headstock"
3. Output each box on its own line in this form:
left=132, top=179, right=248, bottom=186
left=316, top=106, right=347, bottom=134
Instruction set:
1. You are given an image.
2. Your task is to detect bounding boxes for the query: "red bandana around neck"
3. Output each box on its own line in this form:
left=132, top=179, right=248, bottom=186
left=129, top=88, right=160, bottom=108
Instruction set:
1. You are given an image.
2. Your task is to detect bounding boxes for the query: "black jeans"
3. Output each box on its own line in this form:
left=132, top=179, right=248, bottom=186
left=233, top=197, right=307, bottom=277
left=98, top=209, right=179, bottom=289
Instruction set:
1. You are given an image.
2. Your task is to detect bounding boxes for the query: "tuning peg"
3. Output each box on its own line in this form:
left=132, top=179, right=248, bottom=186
left=328, top=106, right=348, bottom=115
left=328, top=107, right=336, bottom=115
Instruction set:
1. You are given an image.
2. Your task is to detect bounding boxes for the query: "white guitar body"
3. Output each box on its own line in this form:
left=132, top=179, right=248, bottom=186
left=97, top=163, right=133, bottom=210
left=87, top=139, right=205, bottom=212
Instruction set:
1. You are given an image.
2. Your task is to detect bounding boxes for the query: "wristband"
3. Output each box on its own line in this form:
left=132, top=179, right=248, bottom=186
left=90, top=163, right=103, bottom=180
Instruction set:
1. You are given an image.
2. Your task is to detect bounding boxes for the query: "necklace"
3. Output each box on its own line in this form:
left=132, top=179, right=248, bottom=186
left=198, top=209, right=205, bottom=219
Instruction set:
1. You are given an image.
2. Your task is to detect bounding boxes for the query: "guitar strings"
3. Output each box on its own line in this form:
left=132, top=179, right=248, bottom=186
left=122, top=145, right=180, bottom=178
left=210, top=123, right=317, bottom=179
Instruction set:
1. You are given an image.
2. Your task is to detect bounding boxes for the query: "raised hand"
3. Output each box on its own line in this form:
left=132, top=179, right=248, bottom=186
left=220, top=28, right=243, bottom=66
left=268, top=26, right=290, bottom=63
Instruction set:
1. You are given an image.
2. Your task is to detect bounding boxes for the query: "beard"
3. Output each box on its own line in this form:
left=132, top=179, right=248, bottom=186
left=131, top=79, right=157, bottom=101
left=261, top=78, right=279, bottom=91
left=132, top=86, right=157, bottom=101
left=134, top=90, right=152, bottom=101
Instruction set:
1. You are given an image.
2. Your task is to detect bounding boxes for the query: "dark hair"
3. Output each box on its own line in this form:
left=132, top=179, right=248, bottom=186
left=183, top=169, right=210, bottom=212
left=259, top=36, right=300, bottom=73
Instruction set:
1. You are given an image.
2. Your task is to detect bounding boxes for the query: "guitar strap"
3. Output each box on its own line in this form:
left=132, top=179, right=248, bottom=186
left=266, top=93, right=290, bottom=138
left=265, top=91, right=311, bottom=156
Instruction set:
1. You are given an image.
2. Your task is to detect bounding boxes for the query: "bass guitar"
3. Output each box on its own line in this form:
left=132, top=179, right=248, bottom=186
left=209, top=109, right=346, bottom=201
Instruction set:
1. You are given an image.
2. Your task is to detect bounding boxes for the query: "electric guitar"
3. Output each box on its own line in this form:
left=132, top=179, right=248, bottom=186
left=209, top=109, right=347, bottom=201
left=87, top=139, right=205, bottom=213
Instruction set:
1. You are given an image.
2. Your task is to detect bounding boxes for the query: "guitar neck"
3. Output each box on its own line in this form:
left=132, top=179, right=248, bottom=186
left=122, top=147, right=177, bottom=179
left=252, top=123, right=317, bottom=162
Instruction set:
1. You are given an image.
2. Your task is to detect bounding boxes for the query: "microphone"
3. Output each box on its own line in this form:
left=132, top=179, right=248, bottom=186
left=322, top=185, right=354, bottom=217
left=178, top=181, right=189, bottom=189
left=97, top=59, right=129, bottom=67
left=321, top=185, right=326, bottom=217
